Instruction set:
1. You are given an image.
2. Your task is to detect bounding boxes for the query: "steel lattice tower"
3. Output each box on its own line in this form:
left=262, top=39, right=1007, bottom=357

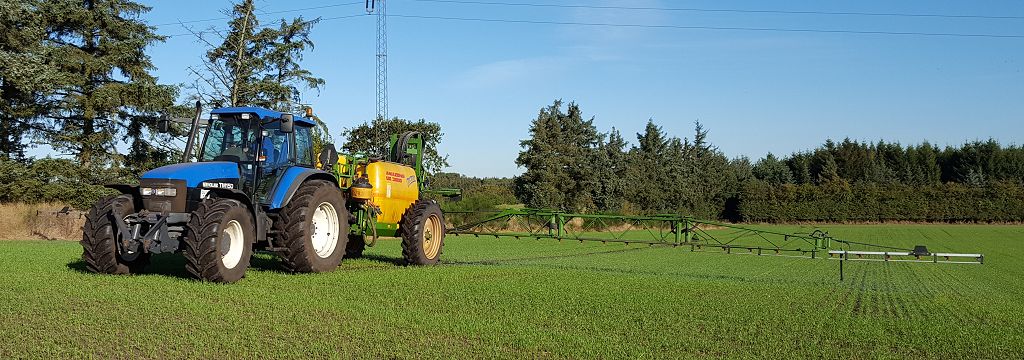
left=367, top=0, right=387, bottom=121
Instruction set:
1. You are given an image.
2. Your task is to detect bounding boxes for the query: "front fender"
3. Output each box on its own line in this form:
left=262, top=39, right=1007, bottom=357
left=268, top=167, right=338, bottom=210
left=104, top=184, right=138, bottom=196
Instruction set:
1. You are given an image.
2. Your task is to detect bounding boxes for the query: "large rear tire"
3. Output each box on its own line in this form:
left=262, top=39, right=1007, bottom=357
left=81, top=195, right=150, bottom=274
left=183, top=198, right=253, bottom=283
left=400, top=200, right=445, bottom=265
left=276, top=180, right=349, bottom=272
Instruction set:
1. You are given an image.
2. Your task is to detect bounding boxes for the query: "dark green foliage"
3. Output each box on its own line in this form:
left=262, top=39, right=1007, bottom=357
left=738, top=180, right=1024, bottom=223
left=513, top=100, right=602, bottom=212
left=340, top=117, right=449, bottom=174
left=0, top=158, right=117, bottom=209
left=510, top=100, right=1023, bottom=222
left=752, top=153, right=793, bottom=185
left=37, top=0, right=179, bottom=169
left=513, top=102, right=738, bottom=218
left=431, top=172, right=515, bottom=212
left=0, top=1, right=55, bottom=161
left=0, top=0, right=182, bottom=208
left=592, top=128, right=629, bottom=212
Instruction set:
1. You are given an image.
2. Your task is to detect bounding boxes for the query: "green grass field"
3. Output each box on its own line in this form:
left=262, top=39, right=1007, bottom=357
left=2, top=225, right=1022, bottom=359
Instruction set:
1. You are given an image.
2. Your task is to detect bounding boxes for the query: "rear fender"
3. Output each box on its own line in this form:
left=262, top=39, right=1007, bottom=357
left=268, top=167, right=339, bottom=211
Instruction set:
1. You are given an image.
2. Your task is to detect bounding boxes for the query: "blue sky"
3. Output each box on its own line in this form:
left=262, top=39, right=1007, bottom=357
left=130, top=1, right=1024, bottom=176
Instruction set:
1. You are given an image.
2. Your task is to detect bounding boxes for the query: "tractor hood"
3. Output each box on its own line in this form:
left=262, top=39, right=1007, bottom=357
left=140, top=162, right=240, bottom=188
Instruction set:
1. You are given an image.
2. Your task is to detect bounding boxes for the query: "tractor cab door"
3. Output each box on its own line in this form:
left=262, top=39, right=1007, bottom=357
left=254, top=124, right=315, bottom=204
left=199, top=115, right=260, bottom=193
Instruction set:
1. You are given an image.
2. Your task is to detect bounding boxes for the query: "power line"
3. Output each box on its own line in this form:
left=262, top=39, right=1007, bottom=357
left=153, top=1, right=365, bottom=27
left=162, top=13, right=370, bottom=38
left=387, top=13, right=1024, bottom=39
left=411, top=0, right=1024, bottom=21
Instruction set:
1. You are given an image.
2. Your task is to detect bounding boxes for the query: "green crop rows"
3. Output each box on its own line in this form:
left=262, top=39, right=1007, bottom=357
left=1, top=225, right=1022, bottom=358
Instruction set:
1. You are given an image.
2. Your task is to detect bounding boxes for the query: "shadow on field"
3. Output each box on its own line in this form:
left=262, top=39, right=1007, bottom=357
left=360, top=254, right=406, bottom=266
left=67, top=251, right=409, bottom=279
left=66, top=253, right=192, bottom=279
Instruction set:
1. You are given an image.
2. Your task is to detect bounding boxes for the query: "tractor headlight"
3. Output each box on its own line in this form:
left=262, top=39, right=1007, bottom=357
left=141, top=187, right=177, bottom=197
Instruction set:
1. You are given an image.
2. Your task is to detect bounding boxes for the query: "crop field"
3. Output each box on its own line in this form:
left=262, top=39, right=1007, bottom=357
left=1, top=224, right=1022, bottom=359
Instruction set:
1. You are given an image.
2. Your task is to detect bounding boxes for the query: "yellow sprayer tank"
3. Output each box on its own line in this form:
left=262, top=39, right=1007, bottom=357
left=364, top=161, right=419, bottom=224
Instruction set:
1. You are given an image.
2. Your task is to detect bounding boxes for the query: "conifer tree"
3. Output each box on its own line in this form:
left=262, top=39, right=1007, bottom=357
left=189, top=0, right=323, bottom=110
left=0, top=1, right=53, bottom=161
left=514, top=100, right=601, bottom=212
left=37, top=0, right=178, bottom=171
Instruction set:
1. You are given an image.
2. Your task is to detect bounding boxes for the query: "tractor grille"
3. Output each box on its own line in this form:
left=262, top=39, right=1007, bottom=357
left=139, top=179, right=187, bottom=213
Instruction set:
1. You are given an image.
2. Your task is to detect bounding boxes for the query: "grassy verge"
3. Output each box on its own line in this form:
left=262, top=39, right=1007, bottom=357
left=1, top=225, right=1022, bottom=358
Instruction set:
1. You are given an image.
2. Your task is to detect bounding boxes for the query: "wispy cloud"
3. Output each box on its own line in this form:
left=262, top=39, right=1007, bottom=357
left=559, top=0, right=671, bottom=60
left=451, top=56, right=570, bottom=89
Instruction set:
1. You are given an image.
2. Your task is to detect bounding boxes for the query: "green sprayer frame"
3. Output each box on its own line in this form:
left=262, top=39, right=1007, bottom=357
left=449, top=209, right=832, bottom=254
left=446, top=208, right=984, bottom=277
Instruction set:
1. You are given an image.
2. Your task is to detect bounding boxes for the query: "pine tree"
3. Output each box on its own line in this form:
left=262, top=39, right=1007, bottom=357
left=752, top=153, right=794, bottom=185
left=627, top=120, right=669, bottom=212
left=38, top=0, right=178, bottom=171
left=0, top=1, right=54, bottom=161
left=592, top=128, right=628, bottom=211
left=514, top=100, right=601, bottom=212
left=259, top=17, right=324, bottom=112
left=189, top=0, right=323, bottom=110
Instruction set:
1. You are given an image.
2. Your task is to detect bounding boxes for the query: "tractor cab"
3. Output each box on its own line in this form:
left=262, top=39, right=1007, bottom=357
left=198, top=107, right=316, bottom=203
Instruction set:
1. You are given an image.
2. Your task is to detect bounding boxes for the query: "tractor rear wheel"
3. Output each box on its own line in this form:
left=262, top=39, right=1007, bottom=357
left=345, top=234, right=366, bottom=258
left=400, top=200, right=445, bottom=265
left=276, top=180, right=349, bottom=272
left=183, top=198, right=254, bottom=283
left=81, top=195, right=150, bottom=274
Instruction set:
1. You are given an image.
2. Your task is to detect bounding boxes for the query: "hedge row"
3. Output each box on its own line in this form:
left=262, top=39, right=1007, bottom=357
left=0, top=159, right=117, bottom=209
left=736, top=181, right=1024, bottom=223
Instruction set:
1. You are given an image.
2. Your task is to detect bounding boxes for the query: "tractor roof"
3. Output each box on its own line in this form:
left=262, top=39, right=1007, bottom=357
left=210, top=106, right=316, bottom=126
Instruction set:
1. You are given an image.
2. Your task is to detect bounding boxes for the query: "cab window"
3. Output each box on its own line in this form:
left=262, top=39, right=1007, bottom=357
left=294, top=126, right=313, bottom=166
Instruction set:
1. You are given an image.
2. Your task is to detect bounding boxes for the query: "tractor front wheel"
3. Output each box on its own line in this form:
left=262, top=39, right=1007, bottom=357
left=183, top=198, right=254, bottom=283
left=400, top=200, right=445, bottom=265
left=81, top=195, right=150, bottom=274
left=276, top=180, right=349, bottom=272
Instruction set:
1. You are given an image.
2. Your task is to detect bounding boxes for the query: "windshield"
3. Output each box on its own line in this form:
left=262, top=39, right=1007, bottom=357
left=200, top=116, right=258, bottom=162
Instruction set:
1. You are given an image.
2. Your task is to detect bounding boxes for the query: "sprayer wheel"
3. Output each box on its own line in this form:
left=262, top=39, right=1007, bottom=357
left=399, top=200, right=445, bottom=265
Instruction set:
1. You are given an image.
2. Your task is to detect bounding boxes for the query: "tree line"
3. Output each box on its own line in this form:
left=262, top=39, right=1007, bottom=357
left=511, top=100, right=1024, bottom=222
left=2, top=2, right=1019, bottom=222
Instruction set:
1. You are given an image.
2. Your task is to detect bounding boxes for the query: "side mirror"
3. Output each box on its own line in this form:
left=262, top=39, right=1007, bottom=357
left=280, top=114, right=294, bottom=133
left=157, top=115, right=170, bottom=133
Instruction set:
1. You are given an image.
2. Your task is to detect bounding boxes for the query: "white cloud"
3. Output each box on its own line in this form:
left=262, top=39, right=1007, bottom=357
left=452, top=57, right=570, bottom=89
left=559, top=0, right=671, bottom=59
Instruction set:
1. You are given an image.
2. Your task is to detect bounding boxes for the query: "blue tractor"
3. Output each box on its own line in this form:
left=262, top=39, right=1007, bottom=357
left=81, top=104, right=354, bottom=283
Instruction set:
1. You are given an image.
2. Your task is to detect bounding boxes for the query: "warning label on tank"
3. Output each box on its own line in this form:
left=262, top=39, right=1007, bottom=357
left=385, top=171, right=405, bottom=183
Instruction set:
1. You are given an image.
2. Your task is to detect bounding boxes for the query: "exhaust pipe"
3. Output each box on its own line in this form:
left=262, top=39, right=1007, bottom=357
left=181, top=101, right=202, bottom=163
